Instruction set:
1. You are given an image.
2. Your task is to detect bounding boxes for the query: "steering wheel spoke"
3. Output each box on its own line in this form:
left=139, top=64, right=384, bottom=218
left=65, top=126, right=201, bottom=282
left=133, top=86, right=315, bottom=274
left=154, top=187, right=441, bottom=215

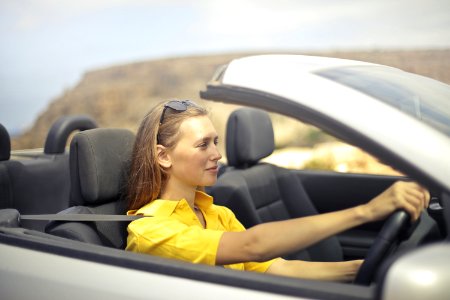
left=354, top=210, right=411, bottom=285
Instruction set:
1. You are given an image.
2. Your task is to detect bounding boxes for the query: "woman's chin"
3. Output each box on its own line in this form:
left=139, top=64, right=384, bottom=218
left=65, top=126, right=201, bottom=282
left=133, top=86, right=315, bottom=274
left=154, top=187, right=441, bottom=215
left=203, top=177, right=218, bottom=187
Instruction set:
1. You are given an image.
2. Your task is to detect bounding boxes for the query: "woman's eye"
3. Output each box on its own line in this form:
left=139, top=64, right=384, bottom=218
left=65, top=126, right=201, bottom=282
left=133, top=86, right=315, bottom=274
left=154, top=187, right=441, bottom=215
left=197, top=137, right=218, bottom=148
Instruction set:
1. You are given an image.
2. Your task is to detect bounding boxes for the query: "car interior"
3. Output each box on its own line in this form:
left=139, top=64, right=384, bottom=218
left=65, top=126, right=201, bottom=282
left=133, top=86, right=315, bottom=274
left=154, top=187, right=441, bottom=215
left=210, top=107, right=343, bottom=262
left=0, top=115, right=97, bottom=231
left=0, top=106, right=446, bottom=299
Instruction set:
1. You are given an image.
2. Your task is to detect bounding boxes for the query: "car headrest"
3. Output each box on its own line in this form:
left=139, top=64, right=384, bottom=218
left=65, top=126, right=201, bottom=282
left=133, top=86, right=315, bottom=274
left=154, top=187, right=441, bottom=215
left=69, top=128, right=135, bottom=206
left=44, top=115, right=98, bottom=154
left=226, top=108, right=274, bottom=167
left=0, top=123, right=11, bottom=161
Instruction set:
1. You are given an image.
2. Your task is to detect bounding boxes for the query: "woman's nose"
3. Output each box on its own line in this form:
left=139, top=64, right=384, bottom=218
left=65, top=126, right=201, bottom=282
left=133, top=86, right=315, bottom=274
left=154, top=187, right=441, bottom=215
left=211, top=145, right=222, bottom=161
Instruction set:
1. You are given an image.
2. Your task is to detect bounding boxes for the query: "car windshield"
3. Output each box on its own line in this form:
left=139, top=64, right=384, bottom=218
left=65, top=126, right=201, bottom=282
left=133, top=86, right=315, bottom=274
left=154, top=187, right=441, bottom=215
left=316, top=66, right=450, bottom=136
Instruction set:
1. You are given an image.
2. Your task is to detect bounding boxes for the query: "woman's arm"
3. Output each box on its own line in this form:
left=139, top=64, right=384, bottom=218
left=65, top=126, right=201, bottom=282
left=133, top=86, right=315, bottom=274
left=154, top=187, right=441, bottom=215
left=216, top=181, right=429, bottom=266
left=266, top=258, right=363, bottom=282
left=217, top=202, right=368, bottom=264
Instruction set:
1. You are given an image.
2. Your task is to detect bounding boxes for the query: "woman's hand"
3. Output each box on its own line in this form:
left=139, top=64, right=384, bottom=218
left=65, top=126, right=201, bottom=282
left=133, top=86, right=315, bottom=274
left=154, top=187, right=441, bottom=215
left=362, top=181, right=430, bottom=222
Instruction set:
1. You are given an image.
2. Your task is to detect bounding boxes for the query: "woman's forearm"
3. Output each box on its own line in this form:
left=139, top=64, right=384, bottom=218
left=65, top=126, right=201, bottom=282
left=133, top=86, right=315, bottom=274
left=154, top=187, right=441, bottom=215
left=218, top=205, right=368, bottom=265
left=244, top=205, right=369, bottom=261
left=266, top=258, right=363, bottom=282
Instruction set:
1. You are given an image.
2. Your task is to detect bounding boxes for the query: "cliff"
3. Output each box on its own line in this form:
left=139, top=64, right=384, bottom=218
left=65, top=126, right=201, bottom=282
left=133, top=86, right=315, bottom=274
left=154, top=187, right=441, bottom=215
left=12, top=49, right=450, bottom=151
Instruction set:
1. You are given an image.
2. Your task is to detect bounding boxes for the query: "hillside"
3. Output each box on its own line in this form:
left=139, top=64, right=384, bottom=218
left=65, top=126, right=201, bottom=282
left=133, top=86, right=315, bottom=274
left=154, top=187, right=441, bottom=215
left=12, top=49, right=450, bottom=151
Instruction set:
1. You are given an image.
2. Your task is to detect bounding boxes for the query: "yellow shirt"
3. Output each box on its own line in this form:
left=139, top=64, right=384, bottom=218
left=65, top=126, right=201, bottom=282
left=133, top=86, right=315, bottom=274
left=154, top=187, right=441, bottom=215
left=126, top=191, right=276, bottom=272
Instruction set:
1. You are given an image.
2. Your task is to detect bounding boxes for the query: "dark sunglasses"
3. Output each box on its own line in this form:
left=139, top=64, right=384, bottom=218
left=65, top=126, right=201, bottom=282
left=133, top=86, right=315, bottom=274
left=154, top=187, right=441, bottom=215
left=159, top=100, right=197, bottom=124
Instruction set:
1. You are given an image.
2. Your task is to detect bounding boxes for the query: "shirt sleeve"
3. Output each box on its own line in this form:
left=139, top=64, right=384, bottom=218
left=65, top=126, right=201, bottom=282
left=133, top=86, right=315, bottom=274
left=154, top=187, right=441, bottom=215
left=219, top=206, right=278, bottom=273
left=127, top=217, right=224, bottom=266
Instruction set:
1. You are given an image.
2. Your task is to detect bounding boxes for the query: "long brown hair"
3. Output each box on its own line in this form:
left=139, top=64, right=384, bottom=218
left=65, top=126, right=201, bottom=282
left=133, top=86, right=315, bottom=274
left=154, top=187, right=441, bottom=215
left=127, top=100, right=208, bottom=210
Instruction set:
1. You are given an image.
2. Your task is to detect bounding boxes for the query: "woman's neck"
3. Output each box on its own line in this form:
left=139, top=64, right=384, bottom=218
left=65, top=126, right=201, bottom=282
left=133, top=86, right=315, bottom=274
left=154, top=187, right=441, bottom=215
left=161, top=180, right=197, bottom=209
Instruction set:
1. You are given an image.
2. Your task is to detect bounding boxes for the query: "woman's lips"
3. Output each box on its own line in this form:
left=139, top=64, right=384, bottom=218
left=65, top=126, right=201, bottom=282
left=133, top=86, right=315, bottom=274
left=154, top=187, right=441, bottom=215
left=206, top=166, right=218, bottom=172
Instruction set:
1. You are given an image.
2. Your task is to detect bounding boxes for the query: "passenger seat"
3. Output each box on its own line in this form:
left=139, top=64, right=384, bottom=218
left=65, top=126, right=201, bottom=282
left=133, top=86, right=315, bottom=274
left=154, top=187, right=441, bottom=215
left=210, top=108, right=343, bottom=262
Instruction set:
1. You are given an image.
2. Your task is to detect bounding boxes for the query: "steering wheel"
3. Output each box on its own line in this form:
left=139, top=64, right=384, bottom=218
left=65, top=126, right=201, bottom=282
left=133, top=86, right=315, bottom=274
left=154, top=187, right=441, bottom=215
left=354, top=210, right=411, bottom=285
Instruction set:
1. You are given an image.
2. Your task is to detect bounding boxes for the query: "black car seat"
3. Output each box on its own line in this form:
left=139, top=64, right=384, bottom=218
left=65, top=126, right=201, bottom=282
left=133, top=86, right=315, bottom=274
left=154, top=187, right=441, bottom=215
left=0, top=123, right=11, bottom=161
left=46, top=128, right=135, bottom=248
left=0, top=124, right=12, bottom=209
left=210, top=108, right=343, bottom=262
left=0, top=117, right=97, bottom=231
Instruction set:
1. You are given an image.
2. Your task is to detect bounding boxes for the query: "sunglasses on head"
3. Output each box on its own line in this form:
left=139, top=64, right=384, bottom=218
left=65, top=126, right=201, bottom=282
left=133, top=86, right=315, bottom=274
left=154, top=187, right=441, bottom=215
left=159, top=100, right=197, bottom=124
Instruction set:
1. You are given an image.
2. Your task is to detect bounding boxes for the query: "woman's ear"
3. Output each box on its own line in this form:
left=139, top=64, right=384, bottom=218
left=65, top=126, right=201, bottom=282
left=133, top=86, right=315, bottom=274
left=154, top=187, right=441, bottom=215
left=156, top=145, right=172, bottom=169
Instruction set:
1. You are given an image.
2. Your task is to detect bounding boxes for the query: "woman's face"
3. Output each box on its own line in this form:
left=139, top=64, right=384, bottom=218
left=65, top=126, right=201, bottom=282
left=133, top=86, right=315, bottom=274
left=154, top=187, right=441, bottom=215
left=165, top=115, right=222, bottom=189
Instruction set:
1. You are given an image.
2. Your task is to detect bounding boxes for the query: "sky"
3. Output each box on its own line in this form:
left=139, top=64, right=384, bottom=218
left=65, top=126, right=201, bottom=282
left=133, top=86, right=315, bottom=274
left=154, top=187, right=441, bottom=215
left=1, top=0, right=449, bottom=135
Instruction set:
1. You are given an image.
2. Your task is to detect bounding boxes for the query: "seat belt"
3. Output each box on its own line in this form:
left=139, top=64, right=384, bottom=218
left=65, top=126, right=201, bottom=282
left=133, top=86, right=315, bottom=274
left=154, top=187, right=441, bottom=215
left=19, top=214, right=144, bottom=222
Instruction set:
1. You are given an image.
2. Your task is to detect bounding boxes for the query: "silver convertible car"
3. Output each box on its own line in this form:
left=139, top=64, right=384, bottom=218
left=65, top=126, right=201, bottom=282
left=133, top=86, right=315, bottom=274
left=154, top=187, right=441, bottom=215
left=1, top=55, right=449, bottom=300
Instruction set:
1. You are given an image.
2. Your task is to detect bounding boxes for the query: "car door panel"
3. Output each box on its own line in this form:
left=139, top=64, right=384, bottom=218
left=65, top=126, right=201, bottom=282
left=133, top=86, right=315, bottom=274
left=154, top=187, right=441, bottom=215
left=291, top=170, right=403, bottom=259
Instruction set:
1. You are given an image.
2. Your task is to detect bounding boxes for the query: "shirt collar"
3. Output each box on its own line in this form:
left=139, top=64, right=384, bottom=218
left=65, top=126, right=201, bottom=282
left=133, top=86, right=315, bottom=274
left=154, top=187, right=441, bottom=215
left=128, top=190, right=214, bottom=217
left=194, top=190, right=214, bottom=211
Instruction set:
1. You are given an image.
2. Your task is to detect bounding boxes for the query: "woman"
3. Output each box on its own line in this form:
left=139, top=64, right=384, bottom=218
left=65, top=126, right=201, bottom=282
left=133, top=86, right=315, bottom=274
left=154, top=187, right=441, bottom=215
left=126, top=100, right=430, bottom=281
